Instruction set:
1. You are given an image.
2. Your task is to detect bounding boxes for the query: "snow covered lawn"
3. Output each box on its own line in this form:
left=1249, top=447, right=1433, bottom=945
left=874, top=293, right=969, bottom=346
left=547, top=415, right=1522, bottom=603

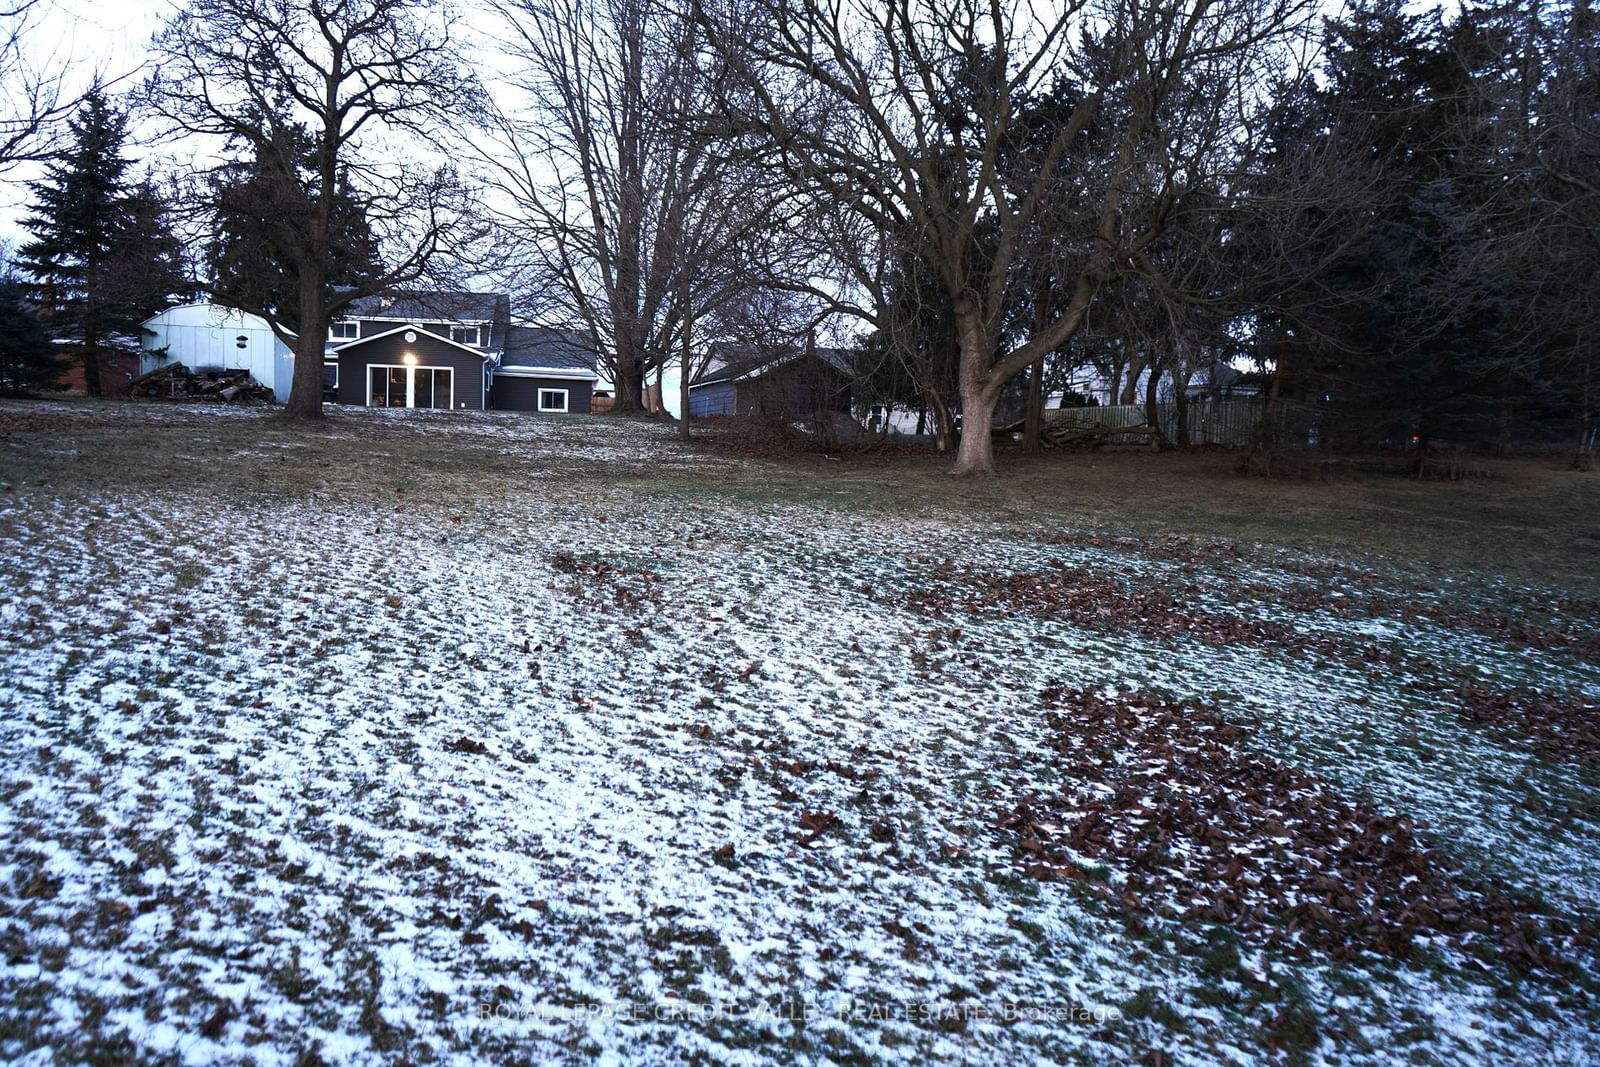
left=1, top=400, right=1596, bottom=1065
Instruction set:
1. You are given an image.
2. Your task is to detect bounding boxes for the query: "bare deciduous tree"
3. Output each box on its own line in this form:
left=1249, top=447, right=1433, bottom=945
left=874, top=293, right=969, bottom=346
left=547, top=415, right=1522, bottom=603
left=481, top=0, right=784, bottom=420
left=145, top=0, right=482, bottom=418
left=0, top=0, right=78, bottom=175
left=694, top=0, right=1315, bottom=474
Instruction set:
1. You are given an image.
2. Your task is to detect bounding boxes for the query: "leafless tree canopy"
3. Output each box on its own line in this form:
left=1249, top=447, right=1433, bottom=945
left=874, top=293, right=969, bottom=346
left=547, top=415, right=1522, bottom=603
left=691, top=0, right=1316, bottom=473
left=0, top=0, right=79, bottom=175
left=478, top=0, right=799, bottom=418
left=145, top=0, right=484, bottom=417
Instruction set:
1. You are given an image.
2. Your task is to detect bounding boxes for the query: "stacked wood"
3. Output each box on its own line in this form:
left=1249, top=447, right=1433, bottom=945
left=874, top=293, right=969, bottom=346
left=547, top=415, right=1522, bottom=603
left=993, top=416, right=1162, bottom=450
left=124, top=362, right=275, bottom=404
left=1043, top=422, right=1162, bottom=450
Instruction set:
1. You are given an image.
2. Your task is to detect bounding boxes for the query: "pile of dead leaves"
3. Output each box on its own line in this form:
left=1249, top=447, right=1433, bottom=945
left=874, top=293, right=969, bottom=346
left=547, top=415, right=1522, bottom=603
left=550, top=551, right=664, bottom=612
left=902, top=561, right=1391, bottom=666
left=1399, top=601, right=1600, bottom=663
left=1444, top=682, right=1600, bottom=766
left=1035, top=531, right=1600, bottom=663
left=999, top=686, right=1591, bottom=975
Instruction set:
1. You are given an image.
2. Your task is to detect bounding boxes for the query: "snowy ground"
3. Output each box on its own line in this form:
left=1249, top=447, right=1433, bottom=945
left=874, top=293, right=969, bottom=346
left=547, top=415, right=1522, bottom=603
left=1, top=400, right=1597, bottom=1066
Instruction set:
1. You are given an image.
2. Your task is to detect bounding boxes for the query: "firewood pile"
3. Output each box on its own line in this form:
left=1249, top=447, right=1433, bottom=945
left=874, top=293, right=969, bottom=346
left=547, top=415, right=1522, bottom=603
left=992, top=417, right=1163, bottom=450
left=124, top=362, right=275, bottom=404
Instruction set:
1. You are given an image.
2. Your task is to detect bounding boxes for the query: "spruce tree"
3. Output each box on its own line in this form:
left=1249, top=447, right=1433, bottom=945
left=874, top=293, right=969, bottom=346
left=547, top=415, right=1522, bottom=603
left=16, top=91, right=184, bottom=396
left=0, top=278, right=65, bottom=396
left=1267, top=1, right=1530, bottom=465
left=205, top=119, right=383, bottom=335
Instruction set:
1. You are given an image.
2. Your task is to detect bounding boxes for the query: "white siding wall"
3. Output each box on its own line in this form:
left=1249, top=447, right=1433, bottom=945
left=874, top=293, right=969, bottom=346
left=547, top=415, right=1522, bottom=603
left=141, top=304, right=296, bottom=403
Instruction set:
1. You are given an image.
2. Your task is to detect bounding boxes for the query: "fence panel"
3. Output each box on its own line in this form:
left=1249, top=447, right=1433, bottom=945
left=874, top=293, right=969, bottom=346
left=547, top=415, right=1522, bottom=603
left=1042, top=400, right=1264, bottom=447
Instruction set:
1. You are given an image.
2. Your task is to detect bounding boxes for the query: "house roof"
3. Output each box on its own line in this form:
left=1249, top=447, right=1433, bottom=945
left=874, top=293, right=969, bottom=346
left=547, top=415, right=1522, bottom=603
left=1184, top=364, right=1261, bottom=393
left=342, top=291, right=509, bottom=325
left=331, top=322, right=493, bottom=360
left=501, top=326, right=598, bottom=373
left=690, top=344, right=856, bottom=388
left=142, top=302, right=297, bottom=338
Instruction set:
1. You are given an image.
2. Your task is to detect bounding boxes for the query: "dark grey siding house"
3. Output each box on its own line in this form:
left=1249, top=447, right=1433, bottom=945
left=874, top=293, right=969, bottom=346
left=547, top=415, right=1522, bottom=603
left=489, top=326, right=598, bottom=414
left=323, top=291, right=599, bottom=414
left=334, top=326, right=491, bottom=410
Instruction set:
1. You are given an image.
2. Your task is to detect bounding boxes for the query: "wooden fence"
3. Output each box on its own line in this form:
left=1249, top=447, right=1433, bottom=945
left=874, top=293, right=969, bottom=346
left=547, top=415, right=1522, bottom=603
left=1041, top=400, right=1264, bottom=447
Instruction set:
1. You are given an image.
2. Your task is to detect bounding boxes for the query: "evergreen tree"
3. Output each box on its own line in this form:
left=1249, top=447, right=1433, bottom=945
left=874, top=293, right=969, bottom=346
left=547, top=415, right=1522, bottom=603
left=204, top=118, right=383, bottom=335
left=16, top=91, right=185, bottom=396
left=0, top=278, right=65, bottom=395
left=1256, top=1, right=1532, bottom=467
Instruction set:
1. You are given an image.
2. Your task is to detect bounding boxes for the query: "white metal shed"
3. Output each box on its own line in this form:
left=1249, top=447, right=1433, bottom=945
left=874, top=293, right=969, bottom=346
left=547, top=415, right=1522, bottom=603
left=140, top=303, right=297, bottom=403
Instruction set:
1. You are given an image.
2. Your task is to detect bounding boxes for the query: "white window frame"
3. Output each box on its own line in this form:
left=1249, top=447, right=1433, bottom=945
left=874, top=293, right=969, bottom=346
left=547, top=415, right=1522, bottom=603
left=324, top=362, right=339, bottom=390
left=365, top=364, right=455, bottom=410
left=449, top=325, right=482, bottom=346
left=537, top=387, right=569, bottom=413
left=328, top=320, right=359, bottom=340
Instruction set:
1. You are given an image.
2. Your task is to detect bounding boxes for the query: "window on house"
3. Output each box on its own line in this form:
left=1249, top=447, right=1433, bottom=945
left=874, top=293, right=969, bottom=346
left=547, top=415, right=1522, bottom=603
left=329, top=320, right=359, bottom=340
left=537, top=388, right=568, bottom=413
left=450, top=325, right=481, bottom=346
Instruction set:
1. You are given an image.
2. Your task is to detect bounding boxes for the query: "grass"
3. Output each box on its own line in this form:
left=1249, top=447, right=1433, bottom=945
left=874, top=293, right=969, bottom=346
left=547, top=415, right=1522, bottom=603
left=0, top=397, right=1597, bottom=1067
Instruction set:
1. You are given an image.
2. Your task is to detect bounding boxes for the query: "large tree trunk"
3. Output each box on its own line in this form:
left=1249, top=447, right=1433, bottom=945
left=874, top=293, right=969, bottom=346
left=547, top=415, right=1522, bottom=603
left=1144, top=363, right=1165, bottom=447
left=1576, top=352, right=1594, bottom=471
left=925, top=387, right=954, bottom=452
left=1174, top=383, right=1190, bottom=448
left=284, top=273, right=326, bottom=419
left=679, top=308, right=693, bottom=442
left=1238, top=356, right=1284, bottom=476
left=1023, top=354, right=1044, bottom=453
left=950, top=376, right=1000, bottom=475
left=949, top=308, right=1001, bottom=475
left=1120, top=355, right=1145, bottom=405
left=611, top=345, right=645, bottom=415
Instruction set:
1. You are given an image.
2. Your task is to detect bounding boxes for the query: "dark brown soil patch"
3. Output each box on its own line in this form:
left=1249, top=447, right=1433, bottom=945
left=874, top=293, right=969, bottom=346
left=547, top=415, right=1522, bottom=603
left=1438, top=683, right=1600, bottom=766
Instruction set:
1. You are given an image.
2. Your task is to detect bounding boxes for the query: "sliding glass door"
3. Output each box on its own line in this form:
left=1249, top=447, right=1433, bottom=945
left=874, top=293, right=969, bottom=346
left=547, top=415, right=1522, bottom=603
left=424, top=368, right=452, bottom=409
left=367, top=365, right=454, bottom=409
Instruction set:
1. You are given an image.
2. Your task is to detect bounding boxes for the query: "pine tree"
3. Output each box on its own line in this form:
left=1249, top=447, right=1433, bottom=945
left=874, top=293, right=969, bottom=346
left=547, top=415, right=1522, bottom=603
left=1265, top=1, right=1532, bottom=466
left=16, top=91, right=185, bottom=396
left=205, top=117, right=383, bottom=336
left=0, top=278, right=65, bottom=396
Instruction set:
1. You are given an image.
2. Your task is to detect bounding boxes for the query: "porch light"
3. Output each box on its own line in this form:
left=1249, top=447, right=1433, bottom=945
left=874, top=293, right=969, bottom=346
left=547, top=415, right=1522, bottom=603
left=402, top=353, right=419, bottom=365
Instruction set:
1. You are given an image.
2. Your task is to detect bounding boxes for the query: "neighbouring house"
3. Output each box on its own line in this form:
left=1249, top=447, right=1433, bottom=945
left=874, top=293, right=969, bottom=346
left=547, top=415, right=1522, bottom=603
left=688, top=342, right=856, bottom=426
left=141, top=303, right=297, bottom=402
left=52, top=336, right=144, bottom=394
left=1184, top=363, right=1263, bottom=401
left=327, top=291, right=599, bottom=413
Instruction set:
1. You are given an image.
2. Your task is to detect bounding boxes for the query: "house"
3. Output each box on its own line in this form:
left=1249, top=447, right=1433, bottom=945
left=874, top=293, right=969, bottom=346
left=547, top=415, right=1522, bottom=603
left=141, top=304, right=296, bottom=402
left=327, top=291, right=599, bottom=413
left=52, top=337, right=144, bottom=394
left=688, top=342, right=855, bottom=424
left=1184, top=363, right=1263, bottom=401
